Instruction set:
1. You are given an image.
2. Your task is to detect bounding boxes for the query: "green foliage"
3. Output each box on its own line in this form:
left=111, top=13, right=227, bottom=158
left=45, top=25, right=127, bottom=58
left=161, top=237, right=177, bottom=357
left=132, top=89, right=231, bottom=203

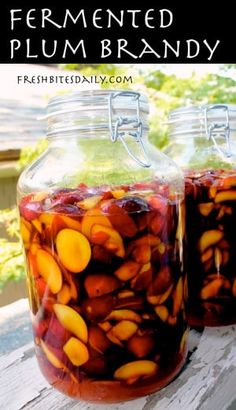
left=0, top=208, right=20, bottom=240
left=60, top=63, right=126, bottom=77
left=18, top=138, right=48, bottom=170
left=140, top=66, right=236, bottom=148
left=0, top=208, right=25, bottom=289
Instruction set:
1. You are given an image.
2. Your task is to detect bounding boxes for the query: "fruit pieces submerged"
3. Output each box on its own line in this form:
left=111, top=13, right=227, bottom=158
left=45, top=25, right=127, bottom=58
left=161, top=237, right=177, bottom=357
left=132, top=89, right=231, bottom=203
left=185, top=169, right=236, bottom=327
left=20, top=182, right=187, bottom=402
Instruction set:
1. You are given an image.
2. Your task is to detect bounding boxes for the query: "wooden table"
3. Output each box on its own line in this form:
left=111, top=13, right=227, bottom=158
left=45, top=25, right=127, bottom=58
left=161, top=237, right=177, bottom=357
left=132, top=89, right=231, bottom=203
left=1, top=299, right=236, bottom=410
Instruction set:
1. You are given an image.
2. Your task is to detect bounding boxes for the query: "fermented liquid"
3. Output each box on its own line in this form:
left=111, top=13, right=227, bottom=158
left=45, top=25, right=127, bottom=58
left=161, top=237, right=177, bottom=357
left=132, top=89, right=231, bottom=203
left=20, top=182, right=187, bottom=402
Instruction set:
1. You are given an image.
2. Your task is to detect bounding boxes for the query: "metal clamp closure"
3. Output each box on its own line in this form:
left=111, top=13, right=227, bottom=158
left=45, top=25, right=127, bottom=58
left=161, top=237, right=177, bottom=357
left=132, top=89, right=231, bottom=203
left=109, top=91, right=151, bottom=168
left=204, top=104, right=232, bottom=157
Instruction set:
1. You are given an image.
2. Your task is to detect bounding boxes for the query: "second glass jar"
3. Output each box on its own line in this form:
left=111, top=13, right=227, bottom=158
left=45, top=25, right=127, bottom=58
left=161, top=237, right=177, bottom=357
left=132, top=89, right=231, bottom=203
left=166, top=104, right=236, bottom=327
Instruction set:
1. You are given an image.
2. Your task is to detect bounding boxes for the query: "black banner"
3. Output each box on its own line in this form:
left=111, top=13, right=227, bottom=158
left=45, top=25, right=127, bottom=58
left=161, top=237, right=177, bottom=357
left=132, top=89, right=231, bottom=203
left=0, top=1, right=233, bottom=63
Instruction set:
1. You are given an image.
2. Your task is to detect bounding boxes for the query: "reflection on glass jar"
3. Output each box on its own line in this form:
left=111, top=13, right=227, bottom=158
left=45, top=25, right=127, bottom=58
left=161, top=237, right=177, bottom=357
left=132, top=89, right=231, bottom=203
left=18, top=90, right=187, bottom=402
left=167, top=104, right=236, bottom=327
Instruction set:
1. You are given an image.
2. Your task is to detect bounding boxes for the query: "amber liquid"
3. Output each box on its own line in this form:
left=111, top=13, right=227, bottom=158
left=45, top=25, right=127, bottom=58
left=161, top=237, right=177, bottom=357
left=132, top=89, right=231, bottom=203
left=20, top=183, right=187, bottom=402
left=185, top=170, right=236, bottom=327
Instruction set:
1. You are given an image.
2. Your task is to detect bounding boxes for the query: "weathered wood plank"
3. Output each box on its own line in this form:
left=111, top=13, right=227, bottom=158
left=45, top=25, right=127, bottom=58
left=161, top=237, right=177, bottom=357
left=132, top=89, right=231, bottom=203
left=0, top=300, right=236, bottom=410
left=0, top=299, right=31, bottom=354
left=0, top=344, right=48, bottom=410
left=143, top=326, right=236, bottom=410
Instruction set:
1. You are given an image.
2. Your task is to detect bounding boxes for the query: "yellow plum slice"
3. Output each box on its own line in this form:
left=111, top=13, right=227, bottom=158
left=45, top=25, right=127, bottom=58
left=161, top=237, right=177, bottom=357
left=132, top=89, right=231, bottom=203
left=91, top=224, right=125, bottom=258
left=36, top=249, right=62, bottom=294
left=81, top=208, right=112, bottom=239
left=53, top=304, right=88, bottom=343
left=56, top=228, right=91, bottom=273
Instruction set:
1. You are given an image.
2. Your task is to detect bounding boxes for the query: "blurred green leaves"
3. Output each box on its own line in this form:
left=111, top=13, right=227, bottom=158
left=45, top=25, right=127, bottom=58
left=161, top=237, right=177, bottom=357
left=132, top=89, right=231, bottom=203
left=18, top=139, right=48, bottom=171
left=0, top=208, right=25, bottom=289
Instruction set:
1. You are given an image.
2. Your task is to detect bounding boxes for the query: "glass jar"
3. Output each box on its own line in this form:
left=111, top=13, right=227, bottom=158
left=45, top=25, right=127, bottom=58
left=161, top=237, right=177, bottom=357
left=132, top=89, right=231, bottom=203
left=18, top=90, right=187, bottom=403
left=166, top=104, right=236, bottom=327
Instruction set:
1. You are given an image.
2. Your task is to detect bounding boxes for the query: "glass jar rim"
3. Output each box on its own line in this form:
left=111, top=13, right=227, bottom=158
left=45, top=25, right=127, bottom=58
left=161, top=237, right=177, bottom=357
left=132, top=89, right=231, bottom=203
left=168, top=104, right=236, bottom=122
left=168, top=104, right=236, bottom=137
left=46, top=89, right=149, bottom=118
left=45, top=89, right=149, bottom=138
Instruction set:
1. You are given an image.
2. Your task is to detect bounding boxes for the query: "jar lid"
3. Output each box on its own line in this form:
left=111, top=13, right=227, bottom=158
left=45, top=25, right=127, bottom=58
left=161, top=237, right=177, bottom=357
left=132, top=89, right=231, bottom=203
left=46, top=90, right=151, bottom=168
left=47, top=89, right=149, bottom=115
left=46, top=89, right=149, bottom=136
left=168, top=104, right=236, bottom=137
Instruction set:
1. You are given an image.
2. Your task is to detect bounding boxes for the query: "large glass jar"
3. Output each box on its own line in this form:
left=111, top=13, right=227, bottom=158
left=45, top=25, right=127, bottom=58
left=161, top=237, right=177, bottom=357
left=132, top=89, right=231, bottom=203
left=18, top=90, right=187, bottom=403
left=166, top=104, right=236, bottom=327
